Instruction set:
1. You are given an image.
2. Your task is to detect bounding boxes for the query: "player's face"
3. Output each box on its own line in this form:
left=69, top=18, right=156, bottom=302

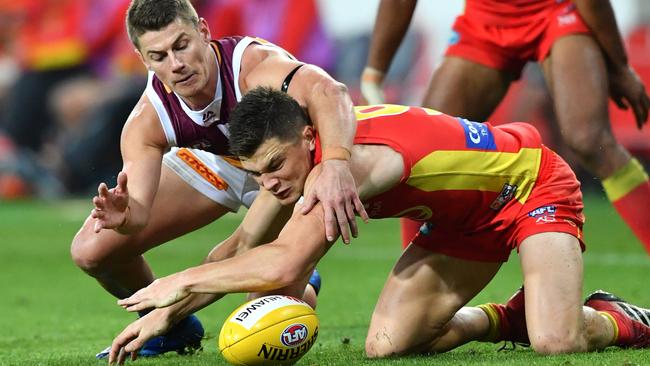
left=136, top=18, right=213, bottom=102
left=241, top=128, right=316, bottom=205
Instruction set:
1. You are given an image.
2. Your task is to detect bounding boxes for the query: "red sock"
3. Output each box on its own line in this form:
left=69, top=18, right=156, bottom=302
left=603, top=158, right=650, bottom=253
left=478, top=289, right=529, bottom=344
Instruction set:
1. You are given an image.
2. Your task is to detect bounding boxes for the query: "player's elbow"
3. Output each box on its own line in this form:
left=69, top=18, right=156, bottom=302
left=262, top=260, right=310, bottom=290
left=315, top=78, right=350, bottom=100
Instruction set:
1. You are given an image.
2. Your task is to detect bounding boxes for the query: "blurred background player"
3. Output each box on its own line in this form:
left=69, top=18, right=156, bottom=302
left=361, top=0, right=650, bottom=254
left=69, top=0, right=366, bottom=359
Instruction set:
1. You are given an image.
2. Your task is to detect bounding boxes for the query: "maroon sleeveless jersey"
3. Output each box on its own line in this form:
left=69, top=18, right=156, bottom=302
left=145, top=36, right=258, bottom=155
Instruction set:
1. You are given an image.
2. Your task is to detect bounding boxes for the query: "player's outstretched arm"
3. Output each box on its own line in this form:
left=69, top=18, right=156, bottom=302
left=90, top=95, right=168, bottom=235
left=361, top=0, right=417, bottom=104
left=574, top=0, right=650, bottom=128
left=203, top=189, right=294, bottom=263
left=115, top=190, right=293, bottom=310
left=244, top=47, right=368, bottom=244
left=117, top=201, right=330, bottom=312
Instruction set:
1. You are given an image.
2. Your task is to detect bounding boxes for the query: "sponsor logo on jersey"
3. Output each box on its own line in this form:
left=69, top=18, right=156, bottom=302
left=257, top=328, right=318, bottom=361
left=281, top=324, right=308, bottom=347
left=528, top=205, right=557, bottom=218
left=458, top=118, right=496, bottom=150
left=528, top=205, right=557, bottom=224
left=202, top=110, right=217, bottom=125
left=490, top=183, right=518, bottom=210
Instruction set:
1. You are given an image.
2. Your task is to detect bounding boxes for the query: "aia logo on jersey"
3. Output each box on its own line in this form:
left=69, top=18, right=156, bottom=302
left=281, top=323, right=308, bottom=347
left=458, top=118, right=496, bottom=150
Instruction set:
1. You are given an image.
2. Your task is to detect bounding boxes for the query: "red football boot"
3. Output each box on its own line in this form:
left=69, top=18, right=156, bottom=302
left=585, top=290, right=650, bottom=348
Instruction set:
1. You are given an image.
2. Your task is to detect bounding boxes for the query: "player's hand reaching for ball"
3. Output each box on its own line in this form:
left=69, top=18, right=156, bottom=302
left=118, top=272, right=191, bottom=312
left=109, top=310, right=173, bottom=365
left=91, top=171, right=130, bottom=233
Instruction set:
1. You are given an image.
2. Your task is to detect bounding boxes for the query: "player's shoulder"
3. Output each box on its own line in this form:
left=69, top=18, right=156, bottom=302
left=122, top=93, right=166, bottom=144
left=127, top=92, right=158, bottom=124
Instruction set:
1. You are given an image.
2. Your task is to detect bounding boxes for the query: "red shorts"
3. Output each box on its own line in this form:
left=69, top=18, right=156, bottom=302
left=411, top=146, right=585, bottom=262
left=445, top=1, right=591, bottom=77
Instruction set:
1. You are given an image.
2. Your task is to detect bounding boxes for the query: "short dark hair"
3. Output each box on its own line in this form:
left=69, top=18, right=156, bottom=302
left=126, top=0, right=199, bottom=49
left=229, top=87, right=311, bottom=158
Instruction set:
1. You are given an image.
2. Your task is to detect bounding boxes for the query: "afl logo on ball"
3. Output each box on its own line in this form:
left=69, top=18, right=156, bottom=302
left=281, top=323, right=308, bottom=347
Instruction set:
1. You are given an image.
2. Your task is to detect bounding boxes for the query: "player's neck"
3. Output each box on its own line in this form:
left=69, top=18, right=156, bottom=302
left=180, top=45, right=219, bottom=110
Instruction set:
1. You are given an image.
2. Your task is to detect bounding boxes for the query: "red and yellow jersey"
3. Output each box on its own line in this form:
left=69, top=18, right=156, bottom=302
left=316, top=105, right=546, bottom=232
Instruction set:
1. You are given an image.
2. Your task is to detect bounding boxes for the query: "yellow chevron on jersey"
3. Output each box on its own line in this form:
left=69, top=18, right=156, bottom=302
left=406, top=147, right=542, bottom=204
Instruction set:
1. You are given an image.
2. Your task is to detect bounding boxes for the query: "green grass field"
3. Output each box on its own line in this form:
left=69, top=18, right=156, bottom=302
left=1, top=192, right=649, bottom=366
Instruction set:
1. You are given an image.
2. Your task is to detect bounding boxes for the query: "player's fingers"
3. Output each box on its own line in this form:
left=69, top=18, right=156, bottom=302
left=93, top=220, right=103, bottom=234
left=117, top=292, right=144, bottom=307
left=109, top=331, right=134, bottom=365
left=322, top=204, right=336, bottom=242
left=98, top=182, right=109, bottom=197
left=117, top=171, right=128, bottom=193
left=353, top=196, right=369, bottom=223
left=335, top=206, right=350, bottom=244
left=92, top=195, right=104, bottom=209
left=125, top=303, right=148, bottom=312
left=300, top=193, right=317, bottom=214
left=91, top=208, right=105, bottom=221
left=117, top=348, right=129, bottom=366
left=124, top=337, right=146, bottom=354
left=345, top=202, right=358, bottom=239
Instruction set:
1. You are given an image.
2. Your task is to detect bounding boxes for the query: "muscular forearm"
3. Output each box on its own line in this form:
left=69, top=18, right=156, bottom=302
left=185, top=212, right=330, bottom=295
left=308, top=77, right=356, bottom=152
left=573, top=0, right=628, bottom=70
left=185, top=243, right=310, bottom=294
left=366, top=0, right=417, bottom=73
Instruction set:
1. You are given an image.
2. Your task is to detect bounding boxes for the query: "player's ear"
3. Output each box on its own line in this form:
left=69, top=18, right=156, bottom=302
left=198, top=18, right=211, bottom=43
left=134, top=49, right=150, bottom=70
left=302, top=126, right=316, bottom=151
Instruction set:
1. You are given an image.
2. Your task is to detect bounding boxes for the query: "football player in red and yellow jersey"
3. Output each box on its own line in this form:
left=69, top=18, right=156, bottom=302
left=109, top=88, right=650, bottom=364
left=362, top=0, right=650, bottom=253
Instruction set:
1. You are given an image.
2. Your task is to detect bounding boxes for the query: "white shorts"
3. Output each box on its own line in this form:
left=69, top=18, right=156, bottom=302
left=163, top=147, right=259, bottom=212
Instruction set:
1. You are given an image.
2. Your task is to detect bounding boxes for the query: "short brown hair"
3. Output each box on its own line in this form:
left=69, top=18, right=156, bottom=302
left=126, top=0, right=199, bottom=49
left=229, top=87, right=311, bottom=158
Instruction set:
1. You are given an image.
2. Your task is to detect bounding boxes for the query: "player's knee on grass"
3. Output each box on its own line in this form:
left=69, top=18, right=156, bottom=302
left=529, top=327, right=586, bottom=354
left=364, top=330, right=421, bottom=358
left=365, top=320, right=446, bottom=358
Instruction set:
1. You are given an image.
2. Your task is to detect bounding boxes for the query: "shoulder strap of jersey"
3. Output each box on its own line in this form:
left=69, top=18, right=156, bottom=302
left=281, top=64, right=305, bottom=92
